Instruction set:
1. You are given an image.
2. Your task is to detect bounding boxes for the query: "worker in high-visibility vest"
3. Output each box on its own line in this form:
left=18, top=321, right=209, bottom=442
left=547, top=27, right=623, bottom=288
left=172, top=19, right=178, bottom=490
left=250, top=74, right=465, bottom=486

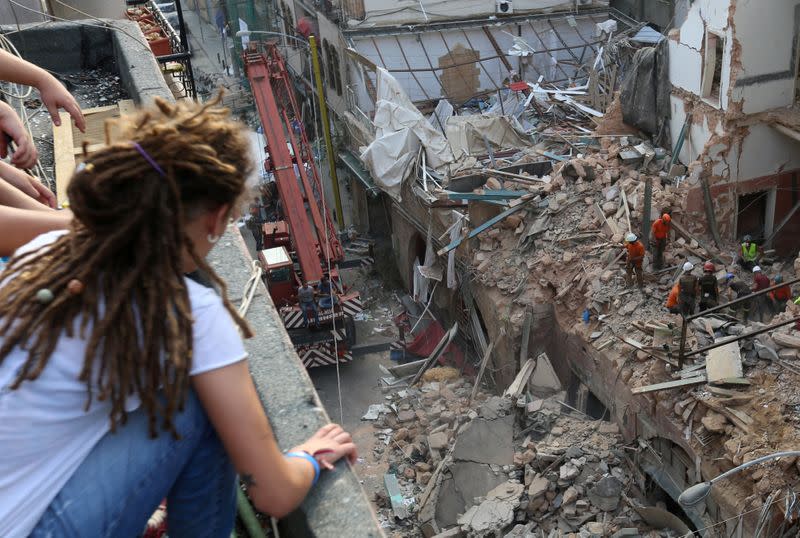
left=650, top=213, right=671, bottom=270
left=737, top=235, right=759, bottom=271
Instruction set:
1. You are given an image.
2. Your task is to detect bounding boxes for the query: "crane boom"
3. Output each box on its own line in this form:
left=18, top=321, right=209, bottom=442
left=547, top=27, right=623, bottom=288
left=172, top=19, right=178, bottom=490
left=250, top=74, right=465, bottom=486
left=242, top=43, right=343, bottom=282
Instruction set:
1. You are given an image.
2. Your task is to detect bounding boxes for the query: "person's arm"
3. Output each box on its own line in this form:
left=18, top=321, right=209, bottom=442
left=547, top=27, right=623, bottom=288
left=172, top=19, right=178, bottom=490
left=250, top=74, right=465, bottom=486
left=0, top=49, right=85, bottom=131
left=0, top=161, right=56, bottom=208
left=0, top=101, right=37, bottom=168
left=0, top=205, right=71, bottom=256
left=193, top=361, right=356, bottom=517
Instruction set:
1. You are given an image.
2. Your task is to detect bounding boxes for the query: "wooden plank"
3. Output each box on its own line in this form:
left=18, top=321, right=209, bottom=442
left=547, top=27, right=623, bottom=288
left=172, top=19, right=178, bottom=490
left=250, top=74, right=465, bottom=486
left=469, top=341, right=495, bottom=405
left=410, top=323, right=459, bottom=386
left=705, top=342, right=743, bottom=384
left=437, top=196, right=535, bottom=255
left=519, top=309, right=532, bottom=363
left=620, top=188, right=632, bottom=232
left=504, top=357, right=536, bottom=400
left=701, top=177, right=723, bottom=248
left=706, top=385, right=744, bottom=397
left=384, top=473, right=410, bottom=519
left=53, top=110, right=75, bottom=207
left=631, top=375, right=707, bottom=394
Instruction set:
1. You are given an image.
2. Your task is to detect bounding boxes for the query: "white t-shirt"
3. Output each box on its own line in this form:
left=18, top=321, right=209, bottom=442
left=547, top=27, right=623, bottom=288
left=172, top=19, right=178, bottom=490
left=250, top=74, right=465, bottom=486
left=0, top=231, right=248, bottom=537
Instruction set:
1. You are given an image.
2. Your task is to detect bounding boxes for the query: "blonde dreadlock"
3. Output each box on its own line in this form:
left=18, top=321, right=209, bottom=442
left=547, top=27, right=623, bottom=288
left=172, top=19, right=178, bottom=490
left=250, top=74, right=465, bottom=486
left=0, top=96, right=253, bottom=437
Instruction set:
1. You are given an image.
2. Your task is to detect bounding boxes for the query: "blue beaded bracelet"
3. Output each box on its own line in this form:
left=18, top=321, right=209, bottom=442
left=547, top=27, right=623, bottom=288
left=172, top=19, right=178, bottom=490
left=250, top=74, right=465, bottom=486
left=285, top=451, right=321, bottom=485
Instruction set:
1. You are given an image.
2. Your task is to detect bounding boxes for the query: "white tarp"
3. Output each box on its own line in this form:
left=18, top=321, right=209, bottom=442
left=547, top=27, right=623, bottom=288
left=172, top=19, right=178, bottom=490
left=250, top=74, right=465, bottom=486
left=360, top=68, right=454, bottom=201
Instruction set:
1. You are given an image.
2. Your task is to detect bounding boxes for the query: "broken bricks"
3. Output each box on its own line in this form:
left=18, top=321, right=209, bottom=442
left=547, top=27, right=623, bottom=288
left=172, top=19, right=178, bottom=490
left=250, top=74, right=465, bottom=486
left=372, top=371, right=666, bottom=537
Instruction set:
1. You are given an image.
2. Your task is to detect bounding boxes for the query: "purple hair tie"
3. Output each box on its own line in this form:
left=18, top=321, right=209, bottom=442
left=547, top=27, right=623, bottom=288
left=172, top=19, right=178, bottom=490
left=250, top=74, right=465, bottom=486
left=132, top=142, right=166, bottom=177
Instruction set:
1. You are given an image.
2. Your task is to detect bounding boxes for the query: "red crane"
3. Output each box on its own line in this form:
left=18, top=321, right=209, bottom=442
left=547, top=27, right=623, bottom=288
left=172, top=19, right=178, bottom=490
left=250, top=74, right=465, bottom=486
left=243, top=41, right=361, bottom=367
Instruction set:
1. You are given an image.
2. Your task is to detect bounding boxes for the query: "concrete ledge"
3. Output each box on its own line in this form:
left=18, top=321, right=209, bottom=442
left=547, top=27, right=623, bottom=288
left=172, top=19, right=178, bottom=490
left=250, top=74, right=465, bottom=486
left=207, top=226, right=384, bottom=538
left=2, top=20, right=171, bottom=104
left=109, top=20, right=173, bottom=104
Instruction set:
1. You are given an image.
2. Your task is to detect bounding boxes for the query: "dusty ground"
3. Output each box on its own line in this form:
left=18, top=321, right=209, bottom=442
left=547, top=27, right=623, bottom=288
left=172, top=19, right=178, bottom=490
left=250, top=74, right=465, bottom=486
left=309, top=264, right=403, bottom=512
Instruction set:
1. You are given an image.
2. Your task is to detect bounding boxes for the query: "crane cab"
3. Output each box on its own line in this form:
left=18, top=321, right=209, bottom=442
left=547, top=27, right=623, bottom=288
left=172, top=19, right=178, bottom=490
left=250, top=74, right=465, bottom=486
left=258, top=246, right=296, bottom=306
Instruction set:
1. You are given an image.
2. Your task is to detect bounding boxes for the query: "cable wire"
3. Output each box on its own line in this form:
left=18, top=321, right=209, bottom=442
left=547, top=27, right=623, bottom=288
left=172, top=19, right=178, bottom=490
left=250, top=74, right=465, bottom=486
left=308, top=51, right=345, bottom=426
left=7, top=0, right=151, bottom=52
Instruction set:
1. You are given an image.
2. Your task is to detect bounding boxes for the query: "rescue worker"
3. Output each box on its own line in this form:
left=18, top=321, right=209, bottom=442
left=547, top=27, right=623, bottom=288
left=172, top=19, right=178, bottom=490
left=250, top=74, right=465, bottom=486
left=298, top=278, right=320, bottom=327
left=698, top=261, right=719, bottom=312
left=317, top=273, right=338, bottom=309
left=768, top=274, right=792, bottom=314
left=246, top=204, right=264, bottom=251
left=677, top=262, right=699, bottom=316
left=726, top=273, right=752, bottom=322
left=665, top=282, right=681, bottom=314
left=650, top=213, right=671, bottom=270
left=737, top=235, right=758, bottom=271
left=623, top=232, right=645, bottom=289
left=751, top=265, right=771, bottom=322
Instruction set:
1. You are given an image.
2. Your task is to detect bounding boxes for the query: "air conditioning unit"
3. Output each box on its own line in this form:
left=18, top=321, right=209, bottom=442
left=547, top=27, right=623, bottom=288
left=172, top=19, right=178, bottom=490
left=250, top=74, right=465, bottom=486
left=496, top=0, right=513, bottom=15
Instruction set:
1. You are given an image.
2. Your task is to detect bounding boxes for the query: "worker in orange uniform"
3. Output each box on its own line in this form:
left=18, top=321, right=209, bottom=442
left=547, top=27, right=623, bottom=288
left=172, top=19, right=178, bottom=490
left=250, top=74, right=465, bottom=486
left=665, top=282, right=681, bottom=314
left=768, top=274, right=792, bottom=315
left=624, top=232, right=645, bottom=289
left=651, top=213, right=671, bottom=270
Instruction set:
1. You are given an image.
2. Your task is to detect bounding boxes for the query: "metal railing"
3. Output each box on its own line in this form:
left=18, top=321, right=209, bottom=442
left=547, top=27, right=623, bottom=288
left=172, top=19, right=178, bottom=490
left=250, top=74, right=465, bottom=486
left=677, top=276, right=800, bottom=367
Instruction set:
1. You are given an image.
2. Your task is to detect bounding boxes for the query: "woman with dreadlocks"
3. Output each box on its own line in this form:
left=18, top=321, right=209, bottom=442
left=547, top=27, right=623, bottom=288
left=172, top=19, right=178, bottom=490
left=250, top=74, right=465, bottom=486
left=0, top=97, right=357, bottom=537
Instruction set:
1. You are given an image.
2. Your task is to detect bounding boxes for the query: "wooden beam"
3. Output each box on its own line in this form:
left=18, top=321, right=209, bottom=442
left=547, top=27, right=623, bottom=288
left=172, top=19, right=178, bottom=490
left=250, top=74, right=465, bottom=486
left=437, top=195, right=535, bottom=255
left=701, top=177, right=723, bottom=248
left=765, top=198, right=800, bottom=247
left=53, top=110, right=75, bottom=207
left=446, top=190, right=528, bottom=201
left=504, top=357, right=536, bottom=401
left=631, top=376, right=707, bottom=394
left=409, top=323, right=459, bottom=386
left=620, top=188, right=632, bottom=232
left=470, top=341, right=495, bottom=405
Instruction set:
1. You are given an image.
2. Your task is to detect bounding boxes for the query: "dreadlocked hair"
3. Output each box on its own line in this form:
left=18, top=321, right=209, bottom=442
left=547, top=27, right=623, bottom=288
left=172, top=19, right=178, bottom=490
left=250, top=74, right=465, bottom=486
left=0, top=95, right=254, bottom=438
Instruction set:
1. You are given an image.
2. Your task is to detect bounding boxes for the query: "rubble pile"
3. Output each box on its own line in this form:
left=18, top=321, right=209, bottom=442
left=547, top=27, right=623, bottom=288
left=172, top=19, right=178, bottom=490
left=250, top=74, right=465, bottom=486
left=368, top=369, right=683, bottom=537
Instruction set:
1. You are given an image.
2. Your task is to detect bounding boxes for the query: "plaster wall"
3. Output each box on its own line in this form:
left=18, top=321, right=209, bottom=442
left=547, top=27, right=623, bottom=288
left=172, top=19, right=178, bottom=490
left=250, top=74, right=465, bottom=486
left=730, top=0, right=798, bottom=115
left=734, top=123, right=800, bottom=181
left=668, top=0, right=731, bottom=107
left=350, top=0, right=606, bottom=26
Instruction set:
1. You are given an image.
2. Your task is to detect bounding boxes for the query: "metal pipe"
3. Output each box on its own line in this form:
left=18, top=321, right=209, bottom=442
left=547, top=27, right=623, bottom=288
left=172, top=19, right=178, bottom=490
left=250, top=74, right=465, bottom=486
left=687, top=276, right=800, bottom=320
left=679, top=451, right=800, bottom=506
left=237, top=486, right=268, bottom=538
left=677, top=275, right=800, bottom=363
left=683, top=315, right=800, bottom=359
left=309, top=35, right=345, bottom=229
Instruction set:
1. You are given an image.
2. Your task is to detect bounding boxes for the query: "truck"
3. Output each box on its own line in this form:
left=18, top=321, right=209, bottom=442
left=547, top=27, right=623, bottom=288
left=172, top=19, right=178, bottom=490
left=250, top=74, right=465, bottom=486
left=242, top=41, right=362, bottom=367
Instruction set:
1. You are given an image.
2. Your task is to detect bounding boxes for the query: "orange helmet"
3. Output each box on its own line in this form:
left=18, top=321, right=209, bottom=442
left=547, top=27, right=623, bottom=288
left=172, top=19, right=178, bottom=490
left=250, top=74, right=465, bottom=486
left=662, top=213, right=671, bottom=223
left=703, top=261, right=715, bottom=272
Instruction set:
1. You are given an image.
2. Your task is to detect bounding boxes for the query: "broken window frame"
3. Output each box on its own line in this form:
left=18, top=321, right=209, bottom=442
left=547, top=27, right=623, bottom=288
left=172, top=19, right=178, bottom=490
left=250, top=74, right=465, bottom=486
left=701, top=29, right=725, bottom=107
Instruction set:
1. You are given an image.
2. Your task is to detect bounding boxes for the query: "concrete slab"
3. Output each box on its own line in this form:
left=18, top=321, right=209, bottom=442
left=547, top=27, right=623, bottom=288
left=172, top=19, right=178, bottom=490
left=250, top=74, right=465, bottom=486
left=452, top=415, right=514, bottom=465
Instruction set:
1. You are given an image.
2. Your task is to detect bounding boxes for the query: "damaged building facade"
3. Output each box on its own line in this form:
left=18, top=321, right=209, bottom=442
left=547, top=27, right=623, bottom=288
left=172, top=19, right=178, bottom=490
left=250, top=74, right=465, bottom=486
left=272, top=0, right=800, bottom=536
left=668, top=0, right=800, bottom=254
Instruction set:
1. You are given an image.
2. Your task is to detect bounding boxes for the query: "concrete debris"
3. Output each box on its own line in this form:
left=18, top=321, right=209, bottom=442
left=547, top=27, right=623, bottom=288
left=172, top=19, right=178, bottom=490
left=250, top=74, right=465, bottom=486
left=374, top=376, right=664, bottom=537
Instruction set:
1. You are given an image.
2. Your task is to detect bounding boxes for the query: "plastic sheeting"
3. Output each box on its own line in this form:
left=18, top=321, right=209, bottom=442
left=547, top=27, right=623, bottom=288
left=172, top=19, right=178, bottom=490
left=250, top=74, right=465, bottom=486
left=445, top=115, right=533, bottom=161
left=359, top=68, right=454, bottom=201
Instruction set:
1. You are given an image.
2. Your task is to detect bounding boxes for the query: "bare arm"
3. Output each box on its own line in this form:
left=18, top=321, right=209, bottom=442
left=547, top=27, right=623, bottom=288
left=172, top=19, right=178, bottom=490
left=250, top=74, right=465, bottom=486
left=192, top=360, right=356, bottom=517
left=0, top=161, right=56, bottom=208
left=0, top=205, right=71, bottom=256
left=0, top=49, right=85, bottom=131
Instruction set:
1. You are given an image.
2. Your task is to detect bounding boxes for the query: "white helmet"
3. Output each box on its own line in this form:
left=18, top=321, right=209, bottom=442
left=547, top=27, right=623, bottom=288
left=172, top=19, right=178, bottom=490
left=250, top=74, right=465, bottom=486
left=625, top=232, right=637, bottom=243
left=683, top=262, right=694, bottom=272
left=752, top=265, right=762, bottom=273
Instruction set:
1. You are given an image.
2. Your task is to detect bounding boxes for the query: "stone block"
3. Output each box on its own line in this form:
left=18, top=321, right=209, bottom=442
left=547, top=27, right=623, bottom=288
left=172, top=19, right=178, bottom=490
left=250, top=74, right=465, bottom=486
left=452, top=415, right=514, bottom=465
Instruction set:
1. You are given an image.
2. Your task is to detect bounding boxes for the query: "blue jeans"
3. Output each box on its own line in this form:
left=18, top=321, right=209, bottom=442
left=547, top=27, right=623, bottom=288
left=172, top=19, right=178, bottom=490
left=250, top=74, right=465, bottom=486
left=301, top=301, right=320, bottom=326
left=31, top=390, right=236, bottom=538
